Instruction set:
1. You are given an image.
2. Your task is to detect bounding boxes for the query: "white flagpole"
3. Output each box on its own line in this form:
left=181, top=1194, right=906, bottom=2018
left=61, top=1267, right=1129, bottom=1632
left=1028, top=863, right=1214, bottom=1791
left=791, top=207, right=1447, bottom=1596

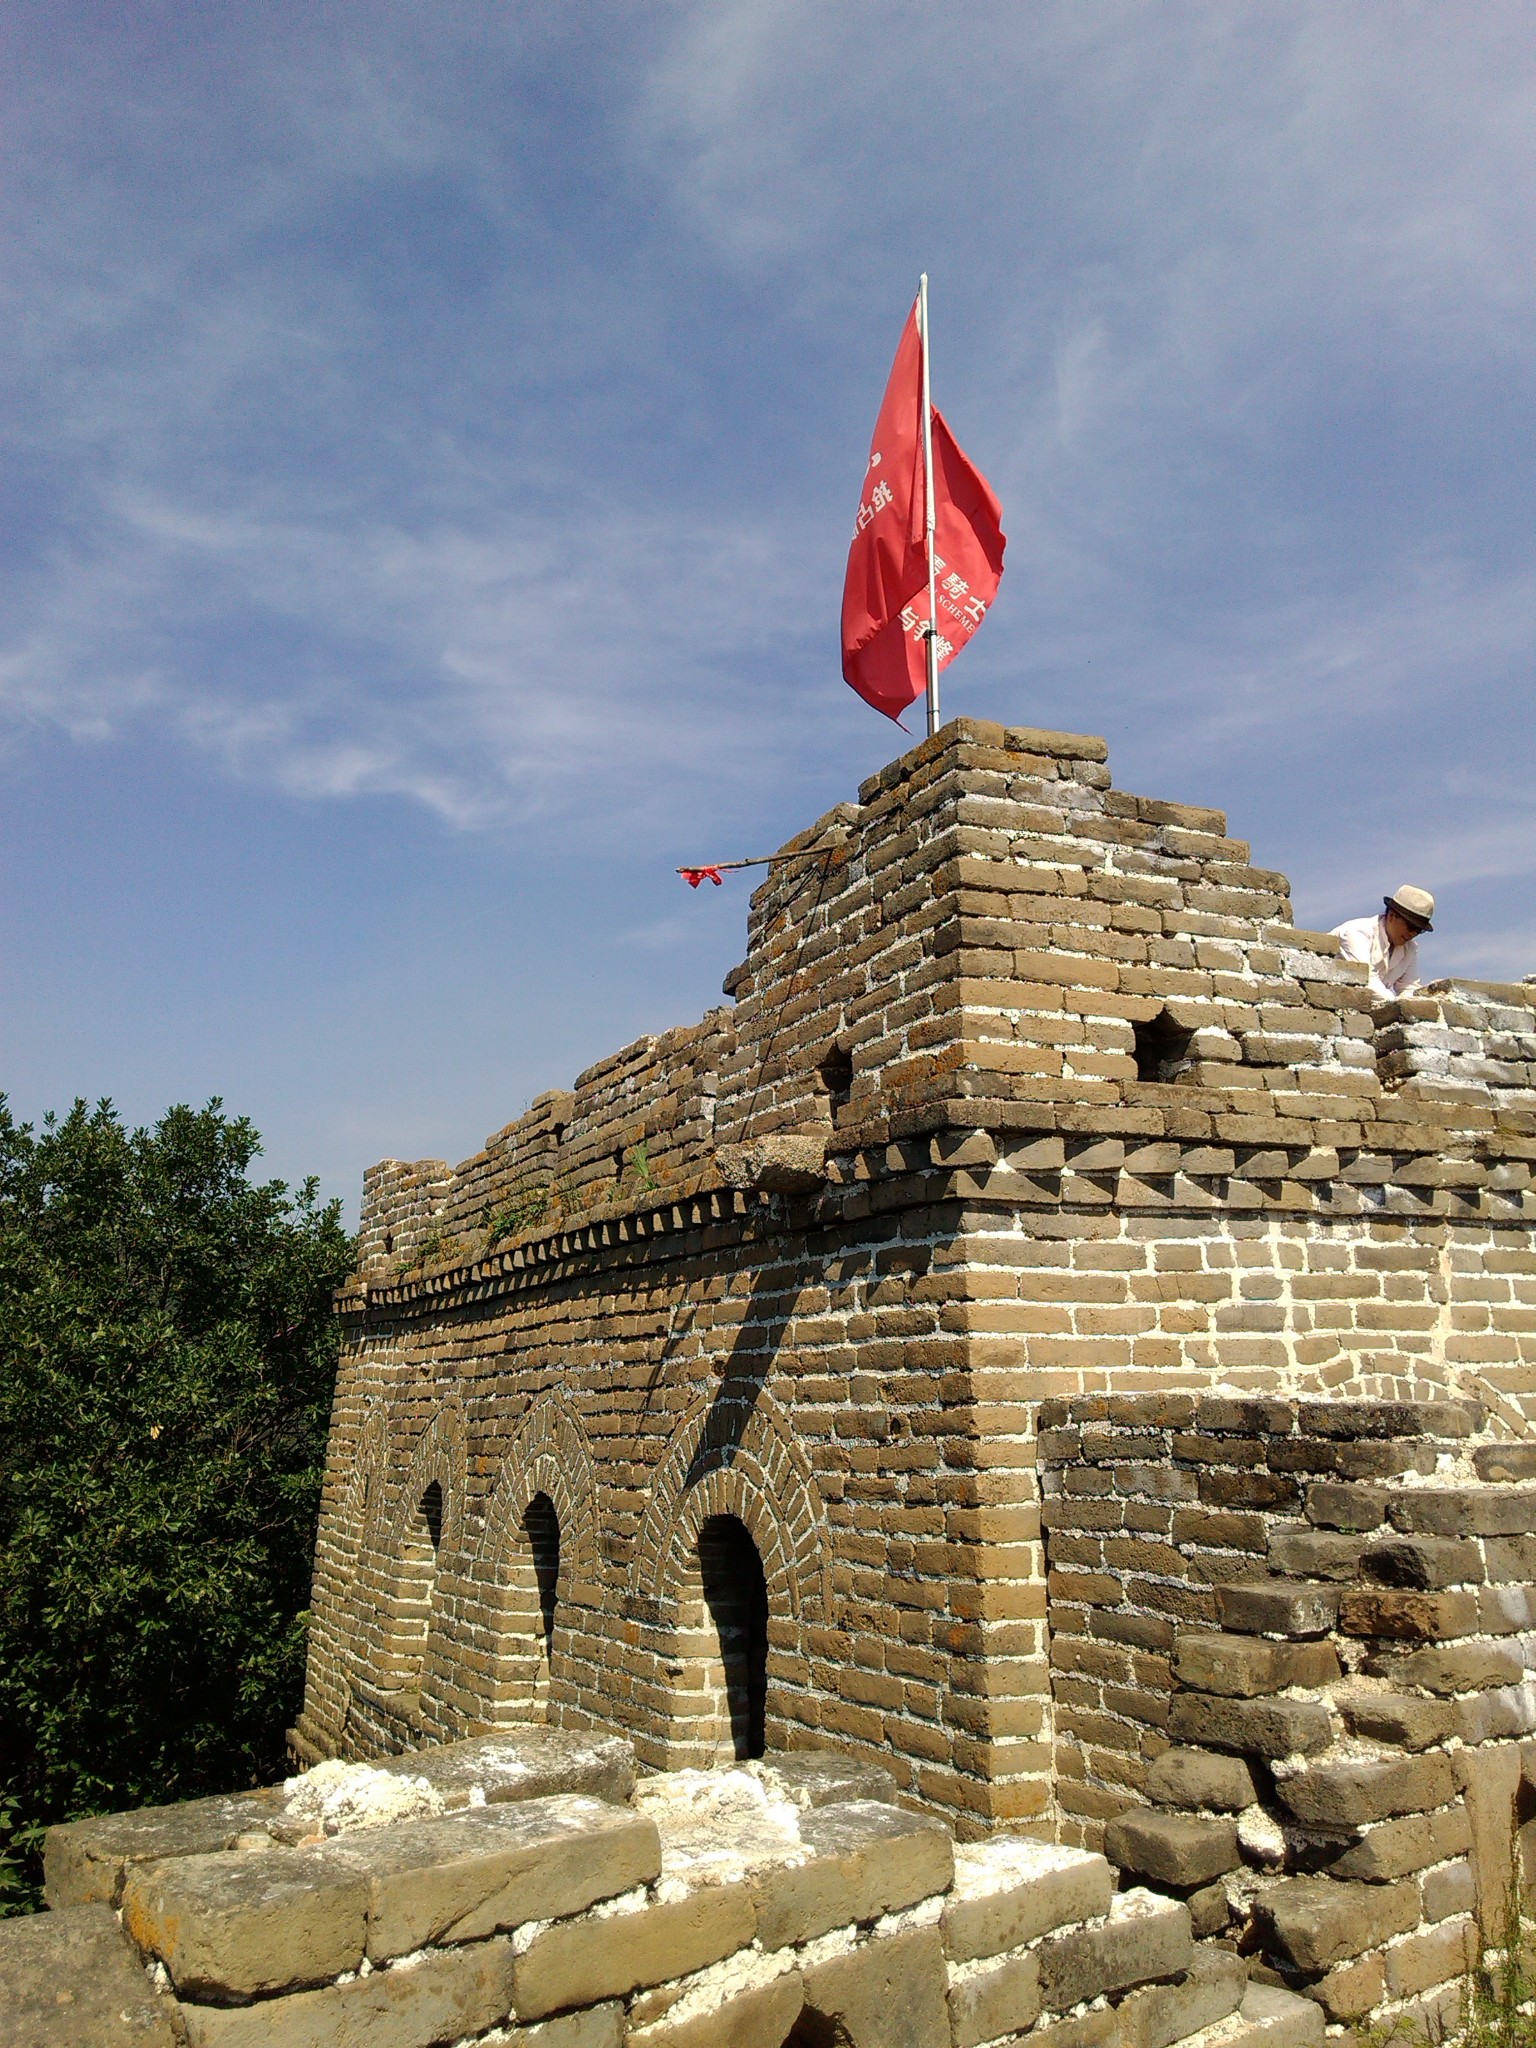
left=917, top=272, right=940, bottom=738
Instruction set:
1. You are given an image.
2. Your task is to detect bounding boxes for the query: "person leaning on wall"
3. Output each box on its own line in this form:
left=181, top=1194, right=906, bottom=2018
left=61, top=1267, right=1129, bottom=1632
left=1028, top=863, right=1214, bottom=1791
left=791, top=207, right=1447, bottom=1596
left=1330, top=884, right=1435, bottom=1002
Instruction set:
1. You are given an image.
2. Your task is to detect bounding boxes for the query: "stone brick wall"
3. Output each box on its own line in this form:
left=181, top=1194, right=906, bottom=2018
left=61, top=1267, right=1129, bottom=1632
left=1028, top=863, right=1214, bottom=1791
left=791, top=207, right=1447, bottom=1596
left=10, top=1728, right=1325, bottom=2048
left=1377, top=979, right=1536, bottom=1110
left=299, top=717, right=1536, bottom=1849
left=1042, top=1392, right=1536, bottom=2038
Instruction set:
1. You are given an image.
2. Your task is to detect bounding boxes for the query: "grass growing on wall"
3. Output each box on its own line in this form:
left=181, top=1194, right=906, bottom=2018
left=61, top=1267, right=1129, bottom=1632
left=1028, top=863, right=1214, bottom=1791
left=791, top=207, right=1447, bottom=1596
left=0, top=1097, right=353, bottom=1912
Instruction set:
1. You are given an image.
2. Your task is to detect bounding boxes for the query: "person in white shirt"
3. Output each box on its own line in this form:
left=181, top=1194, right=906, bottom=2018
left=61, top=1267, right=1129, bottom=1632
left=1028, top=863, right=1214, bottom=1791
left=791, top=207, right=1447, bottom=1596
left=1330, top=885, right=1435, bottom=1002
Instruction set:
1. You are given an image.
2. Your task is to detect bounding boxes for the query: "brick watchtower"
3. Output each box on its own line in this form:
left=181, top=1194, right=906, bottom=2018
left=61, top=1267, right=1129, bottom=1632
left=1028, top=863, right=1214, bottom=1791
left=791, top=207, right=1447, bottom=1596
left=295, top=718, right=1536, bottom=1840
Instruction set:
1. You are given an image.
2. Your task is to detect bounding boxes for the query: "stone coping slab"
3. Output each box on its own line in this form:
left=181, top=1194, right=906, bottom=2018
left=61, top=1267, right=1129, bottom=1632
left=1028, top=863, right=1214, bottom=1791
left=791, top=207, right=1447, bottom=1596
left=0, top=1901, right=181, bottom=2046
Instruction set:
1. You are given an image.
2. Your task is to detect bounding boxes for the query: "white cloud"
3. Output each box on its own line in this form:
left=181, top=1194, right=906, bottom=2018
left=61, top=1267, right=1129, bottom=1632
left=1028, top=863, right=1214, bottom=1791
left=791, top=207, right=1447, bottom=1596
left=0, top=483, right=833, bottom=829
left=2, top=1, right=1533, bottom=865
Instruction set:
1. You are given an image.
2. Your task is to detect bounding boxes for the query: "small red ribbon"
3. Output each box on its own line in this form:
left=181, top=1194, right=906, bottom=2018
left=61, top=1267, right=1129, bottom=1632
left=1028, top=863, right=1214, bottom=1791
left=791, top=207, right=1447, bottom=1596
left=680, top=866, right=724, bottom=888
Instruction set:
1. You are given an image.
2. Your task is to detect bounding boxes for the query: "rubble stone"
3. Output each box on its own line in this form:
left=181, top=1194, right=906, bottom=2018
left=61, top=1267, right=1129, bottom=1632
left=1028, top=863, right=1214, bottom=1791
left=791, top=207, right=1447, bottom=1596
left=751, top=1799, right=952, bottom=1948
left=1037, top=1889, right=1192, bottom=2011
left=1253, top=1875, right=1419, bottom=1971
left=942, top=1838, right=1113, bottom=1963
left=1275, top=1752, right=1454, bottom=1827
left=1169, top=1692, right=1333, bottom=1758
left=1103, top=1809, right=1240, bottom=1888
left=1144, top=1747, right=1258, bottom=1812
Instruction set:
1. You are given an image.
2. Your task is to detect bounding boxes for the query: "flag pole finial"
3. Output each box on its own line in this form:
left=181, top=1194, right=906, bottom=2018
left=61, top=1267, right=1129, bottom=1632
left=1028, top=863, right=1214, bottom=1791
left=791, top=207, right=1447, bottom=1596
left=917, top=273, right=940, bottom=739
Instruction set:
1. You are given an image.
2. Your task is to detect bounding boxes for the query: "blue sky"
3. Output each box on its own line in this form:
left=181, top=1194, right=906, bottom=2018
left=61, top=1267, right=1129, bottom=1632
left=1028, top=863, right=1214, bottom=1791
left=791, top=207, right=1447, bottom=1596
left=3, top=3, right=1533, bottom=1218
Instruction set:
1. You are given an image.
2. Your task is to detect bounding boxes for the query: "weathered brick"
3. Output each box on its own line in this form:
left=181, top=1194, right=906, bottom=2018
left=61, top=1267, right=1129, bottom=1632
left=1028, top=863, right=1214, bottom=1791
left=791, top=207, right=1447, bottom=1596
left=1253, top=1875, right=1419, bottom=1970
left=1169, top=1691, right=1333, bottom=1758
left=1144, top=1747, right=1258, bottom=1812
left=1229, top=1982, right=1326, bottom=2048
left=0, top=1903, right=181, bottom=2048
left=1310, top=1952, right=1385, bottom=2022
left=1421, top=1858, right=1477, bottom=1923
left=801, top=1926, right=951, bottom=2048
left=1267, top=1529, right=1365, bottom=1580
left=514, top=1885, right=755, bottom=2020
left=753, top=1800, right=952, bottom=1948
left=1275, top=1752, right=1455, bottom=1827
left=1103, top=1809, right=1240, bottom=1887
left=942, top=1840, right=1112, bottom=1963
left=177, top=1940, right=520, bottom=2048
left=1386, top=1488, right=1536, bottom=1539
left=1361, top=1537, right=1484, bottom=1589
left=1297, top=1401, right=1473, bottom=1441
left=1369, top=1642, right=1524, bottom=1694
left=1117, top=1946, right=1247, bottom=2048
left=43, top=1788, right=285, bottom=1909
left=1037, top=1888, right=1192, bottom=2010
left=1335, top=1691, right=1456, bottom=1751
left=1331, top=1807, right=1471, bottom=1882
left=1215, top=1582, right=1341, bottom=1638
left=1172, top=1633, right=1339, bottom=1698
left=947, top=1948, right=1041, bottom=2048
left=629, top=1966, right=801, bottom=2048
left=120, top=1845, right=367, bottom=2001
left=1383, top=1916, right=1478, bottom=1998
left=326, top=1796, right=660, bottom=1960
left=1338, top=1588, right=1480, bottom=1641
left=1305, top=1483, right=1386, bottom=1532
left=1474, top=1444, right=1536, bottom=1483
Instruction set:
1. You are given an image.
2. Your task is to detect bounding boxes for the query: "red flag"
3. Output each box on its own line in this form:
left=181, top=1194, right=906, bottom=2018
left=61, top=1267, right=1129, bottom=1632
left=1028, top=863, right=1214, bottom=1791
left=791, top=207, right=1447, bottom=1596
left=840, top=298, right=1005, bottom=724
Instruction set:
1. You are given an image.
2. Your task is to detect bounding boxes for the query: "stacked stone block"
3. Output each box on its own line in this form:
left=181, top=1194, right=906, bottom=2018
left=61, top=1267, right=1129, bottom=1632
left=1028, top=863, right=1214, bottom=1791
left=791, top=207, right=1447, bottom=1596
left=1376, top=979, right=1536, bottom=1111
left=4, top=1731, right=1328, bottom=2048
left=1042, top=1392, right=1536, bottom=2036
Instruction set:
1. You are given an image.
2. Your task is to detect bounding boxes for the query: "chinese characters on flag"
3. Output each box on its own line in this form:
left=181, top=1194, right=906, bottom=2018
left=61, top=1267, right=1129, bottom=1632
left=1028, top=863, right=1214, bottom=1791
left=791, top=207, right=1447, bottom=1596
left=840, top=297, right=1006, bottom=724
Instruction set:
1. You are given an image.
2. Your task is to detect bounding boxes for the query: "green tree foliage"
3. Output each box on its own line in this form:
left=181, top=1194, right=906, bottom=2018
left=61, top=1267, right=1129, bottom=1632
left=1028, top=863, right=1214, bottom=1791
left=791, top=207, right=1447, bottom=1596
left=0, top=1098, right=353, bottom=1910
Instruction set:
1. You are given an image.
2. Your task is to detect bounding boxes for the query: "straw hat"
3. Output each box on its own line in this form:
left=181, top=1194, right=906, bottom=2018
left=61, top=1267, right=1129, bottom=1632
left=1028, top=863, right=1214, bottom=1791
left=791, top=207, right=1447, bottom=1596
left=1384, top=885, right=1435, bottom=933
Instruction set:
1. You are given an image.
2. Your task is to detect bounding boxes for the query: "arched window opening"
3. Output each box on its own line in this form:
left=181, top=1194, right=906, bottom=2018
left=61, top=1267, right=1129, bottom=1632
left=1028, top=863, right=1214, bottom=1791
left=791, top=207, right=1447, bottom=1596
left=698, top=1515, right=769, bottom=1761
left=524, top=1492, right=561, bottom=1679
left=420, top=1480, right=444, bottom=1554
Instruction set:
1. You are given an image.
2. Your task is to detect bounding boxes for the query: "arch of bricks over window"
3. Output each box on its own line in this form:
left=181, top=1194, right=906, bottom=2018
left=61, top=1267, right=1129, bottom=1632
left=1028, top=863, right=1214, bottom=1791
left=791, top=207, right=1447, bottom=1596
left=629, top=1387, right=830, bottom=1769
left=630, top=1384, right=832, bottom=1628
left=336, top=1395, right=391, bottom=1643
left=460, top=1390, right=600, bottom=1726
left=369, top=1395, right=467, bottom=1716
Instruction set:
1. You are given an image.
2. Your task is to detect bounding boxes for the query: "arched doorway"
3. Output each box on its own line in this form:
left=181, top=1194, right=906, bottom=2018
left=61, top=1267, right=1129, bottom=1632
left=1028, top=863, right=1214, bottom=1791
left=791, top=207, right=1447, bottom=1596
left=665, top=1513, right=769, bottom=1765
left=523, top=1491, right=561, bottom=1712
